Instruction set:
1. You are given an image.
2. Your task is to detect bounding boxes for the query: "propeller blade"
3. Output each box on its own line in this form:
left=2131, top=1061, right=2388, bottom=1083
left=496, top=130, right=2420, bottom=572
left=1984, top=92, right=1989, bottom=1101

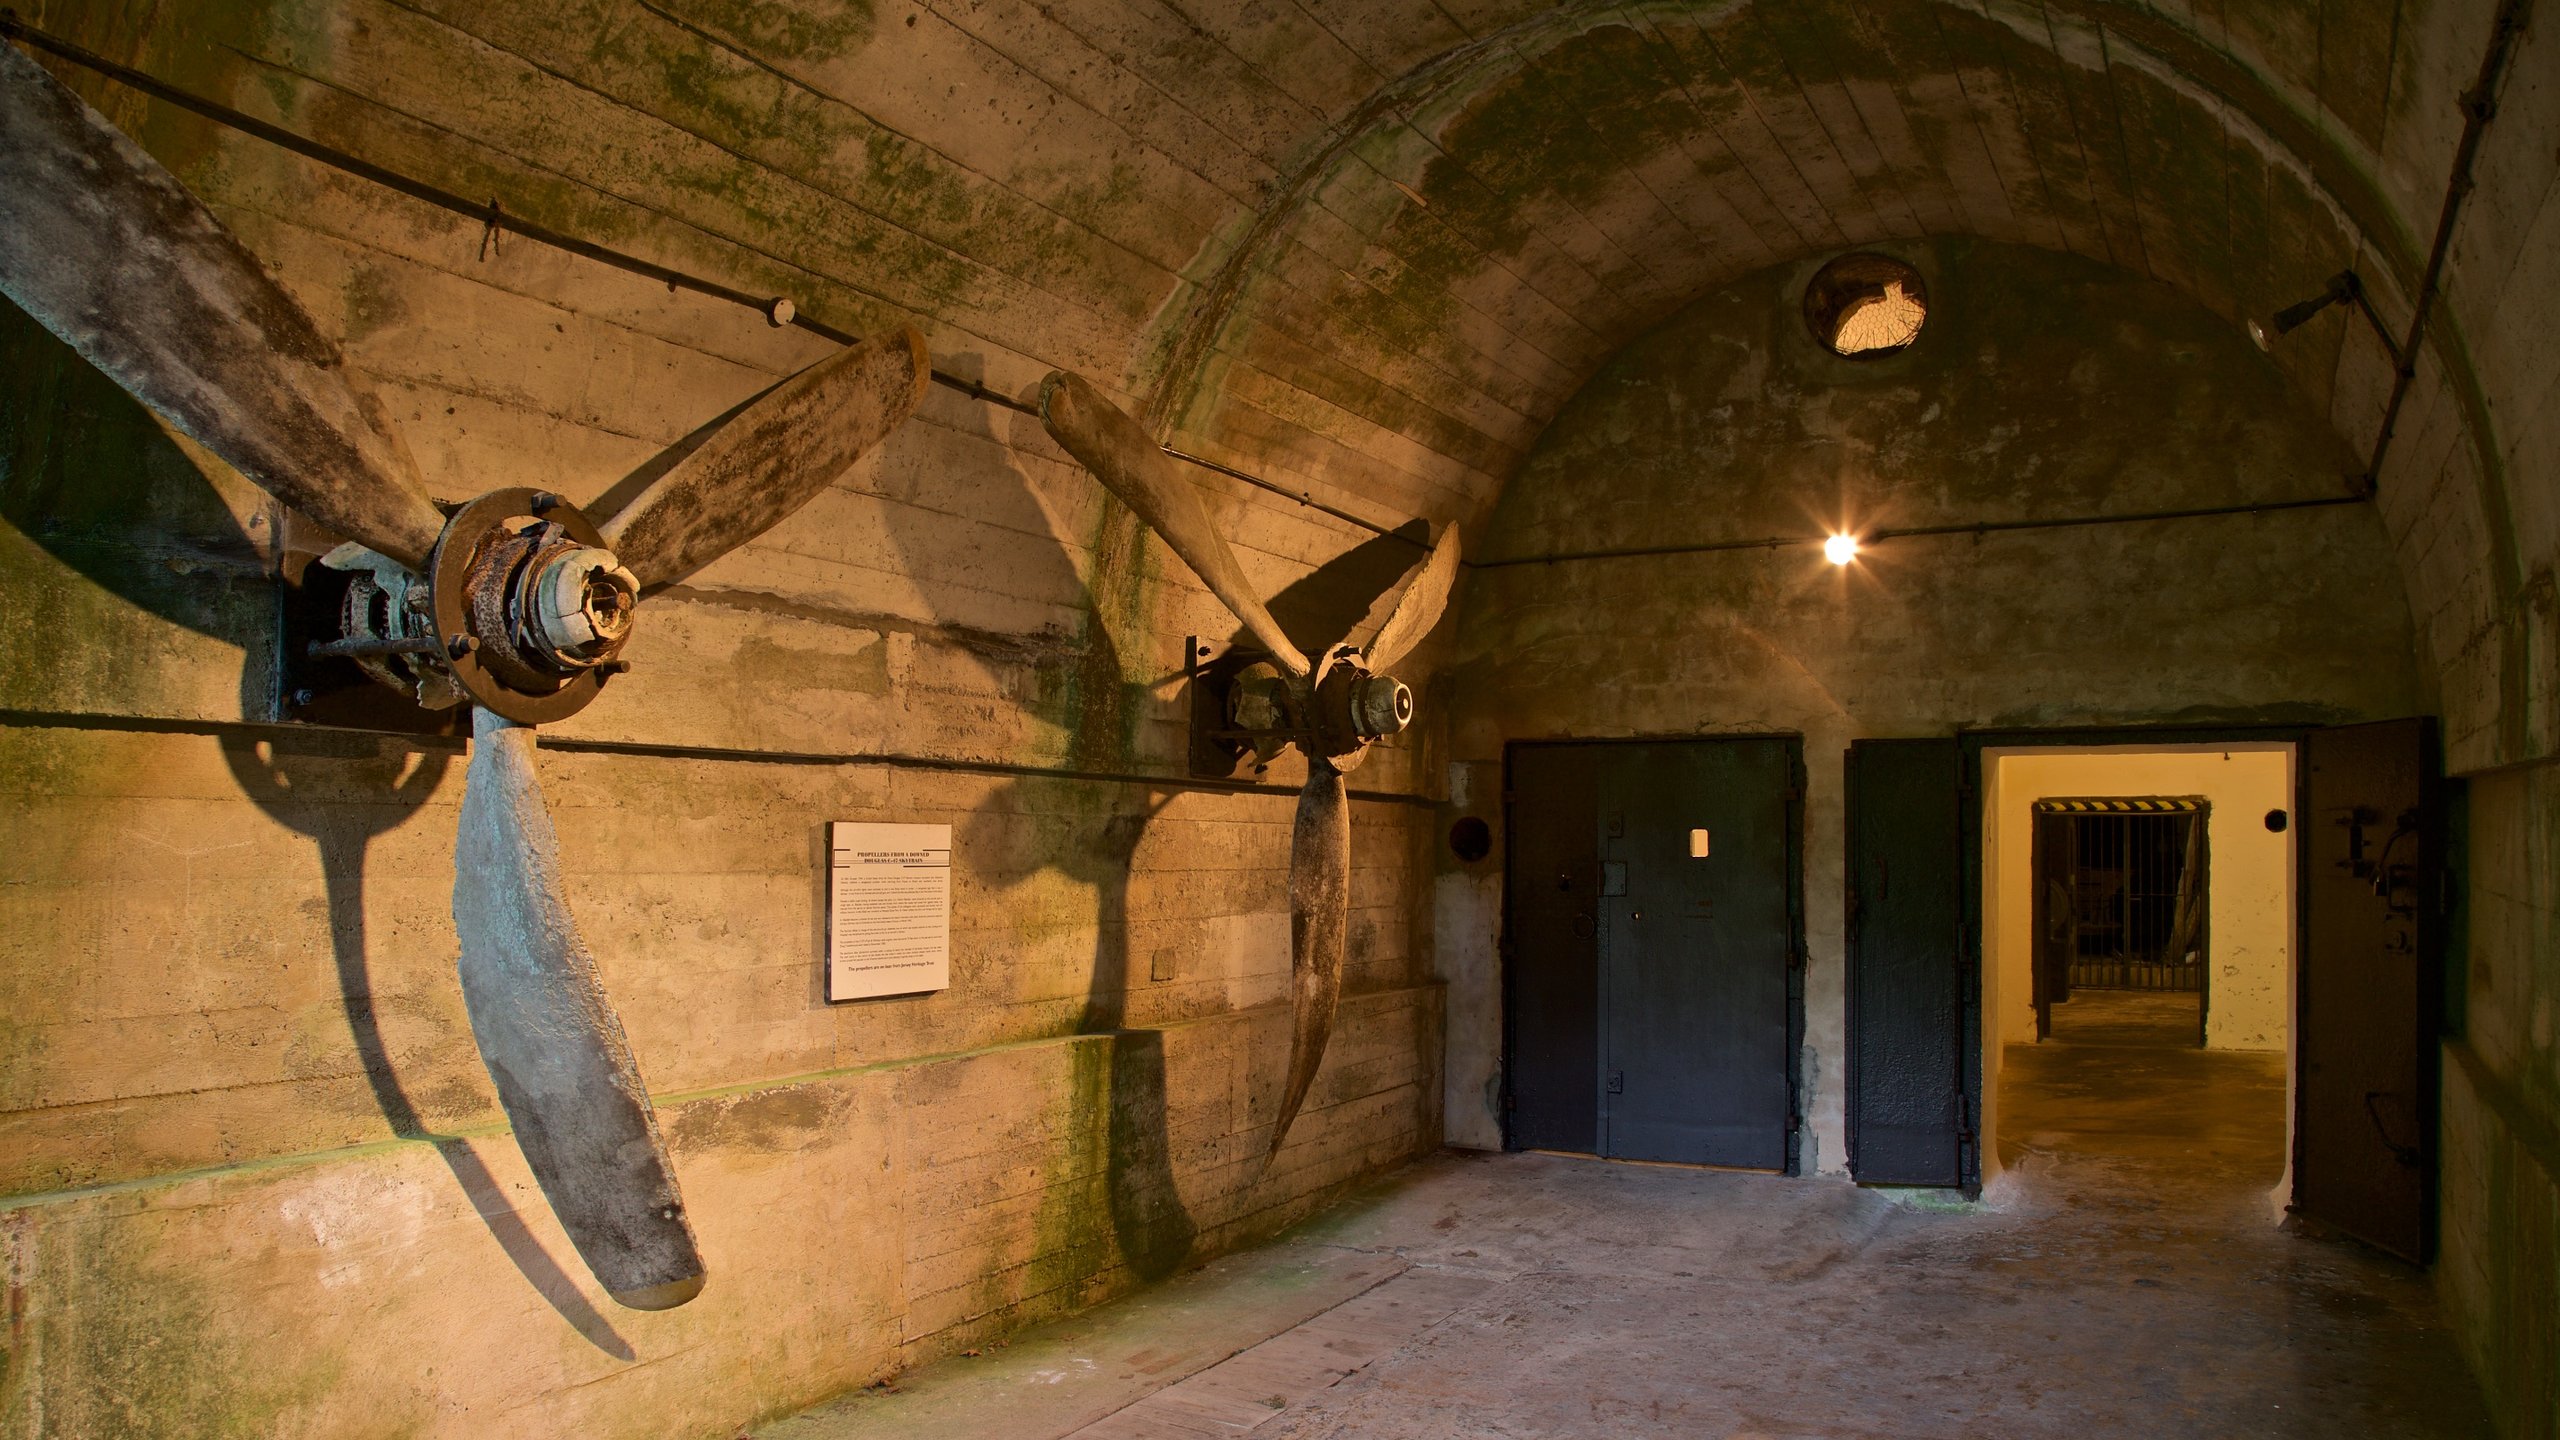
left=453, top=707, right=705, bottom=1310
left=1363, top=523, right=1461, bottom=674
left=1269, top=762, right=1349, bottom=1163
left=0, top=43, right=446, bottom=569
left=1039, top=371, right=1310, bottom=677
left=599, top=325, right=930, bottom=590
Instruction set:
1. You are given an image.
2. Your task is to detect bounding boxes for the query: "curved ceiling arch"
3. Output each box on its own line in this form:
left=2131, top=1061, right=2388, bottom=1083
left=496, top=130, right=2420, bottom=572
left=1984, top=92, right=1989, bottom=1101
left=1140, top=0, right=2494, bottom=564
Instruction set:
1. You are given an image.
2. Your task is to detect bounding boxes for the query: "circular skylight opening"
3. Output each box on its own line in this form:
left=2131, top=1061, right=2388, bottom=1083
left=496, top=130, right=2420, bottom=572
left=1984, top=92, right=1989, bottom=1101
left=1804, top=253, right=1927, bottom=358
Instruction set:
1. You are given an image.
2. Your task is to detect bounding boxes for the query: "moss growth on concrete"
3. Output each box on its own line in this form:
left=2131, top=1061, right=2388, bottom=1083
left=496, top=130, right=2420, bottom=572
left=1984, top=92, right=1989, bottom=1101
left=4, top=1211, right=343, bottom=1438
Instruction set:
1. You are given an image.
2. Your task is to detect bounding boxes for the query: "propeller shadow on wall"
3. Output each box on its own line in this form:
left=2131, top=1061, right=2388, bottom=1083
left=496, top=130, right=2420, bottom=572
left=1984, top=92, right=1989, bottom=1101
left=1, top=45, right=929, bottom=1318
left=3, top=301, right=640, bottom=1355
left=874, top=395, right=1195, bottom=1282
left=941, top=397, right=1440, bottom=1281
left=1040, top=374, right=1459, bottom=1166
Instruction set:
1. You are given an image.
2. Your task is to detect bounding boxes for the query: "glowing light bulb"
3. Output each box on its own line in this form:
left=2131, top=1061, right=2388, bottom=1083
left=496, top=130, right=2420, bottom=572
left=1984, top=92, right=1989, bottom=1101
left=1824, top=533, right=1860, bottom=566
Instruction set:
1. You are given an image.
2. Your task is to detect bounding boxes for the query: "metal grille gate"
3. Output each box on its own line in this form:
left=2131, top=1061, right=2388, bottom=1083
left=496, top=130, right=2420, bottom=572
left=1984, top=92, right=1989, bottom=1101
left=2033, top=798, right=2207, bottom=992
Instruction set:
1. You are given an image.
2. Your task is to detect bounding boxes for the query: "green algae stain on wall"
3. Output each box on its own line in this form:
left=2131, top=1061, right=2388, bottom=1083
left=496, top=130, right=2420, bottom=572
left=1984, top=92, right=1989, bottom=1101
left=653, top=0, right=876, bottom=65
left=4, top=1210, right=343, bottom=1439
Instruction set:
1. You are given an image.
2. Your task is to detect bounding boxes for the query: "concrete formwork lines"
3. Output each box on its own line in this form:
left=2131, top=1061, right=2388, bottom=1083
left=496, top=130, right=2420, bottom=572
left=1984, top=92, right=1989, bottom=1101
left=393, top=0, right=1221, bottom=289
left=1843, top=0, right=2027, bottom=242
left=1219, top=251, right=1561, bottom=441
left=1188, top=231, right=1564, bottom=440
left=1541, top=7, right=1785, bottom=282
left=1291, top=158, right=1621, bottom=382
left=1201, top=323, right=1528, bottom=489
left=1798, top=2, right=1972, bottom=237
left=1335, top=123, right=1643, bottom=341
left=1372, top=71, right=1698, bottom=323
left=1680, top=10, right=1897, bottom=247
left=2042, top=13, right=2158, bottom=273
left=2102, top=41, right=2246, bottom=318
left=1478, top=29, right=1753, bottom=298
left=339, top=0, right=1179, bottom=349
left=1739, top=3, right=1931, bottom=240
left=1269, top=188, right=1607, bottom=398
left=1977, top=4, right=2125, bottom=263
left=1618, top=5, right=1844, bottom=259
left=903, top=0, right=1291, bottom=201
left=1931, top=1, right=2078, bottom=254
left=1154, top=0, right=1397, bottom=123
left=214, top=43, right=1135, bottom=381
left=1175, top=389, right=1481, bottom=529
left=627, top=0, right=1254, bottom=261
left=1287, top=0, right=1476, bottom=90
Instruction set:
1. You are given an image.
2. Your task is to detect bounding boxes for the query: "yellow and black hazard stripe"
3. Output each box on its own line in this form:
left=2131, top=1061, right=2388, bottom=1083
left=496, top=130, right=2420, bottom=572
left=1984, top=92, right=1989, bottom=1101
left=2030, top=796, right=2207, bottom=814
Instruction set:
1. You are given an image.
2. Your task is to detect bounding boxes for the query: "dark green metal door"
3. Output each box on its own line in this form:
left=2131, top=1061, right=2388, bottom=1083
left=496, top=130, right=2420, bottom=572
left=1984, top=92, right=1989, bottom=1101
left=1505, top=738, right=1803, bottom=1170
left=1845, top=739, right=1972, bottom=1187
left=1504, top=744, right=1603, bottom=1153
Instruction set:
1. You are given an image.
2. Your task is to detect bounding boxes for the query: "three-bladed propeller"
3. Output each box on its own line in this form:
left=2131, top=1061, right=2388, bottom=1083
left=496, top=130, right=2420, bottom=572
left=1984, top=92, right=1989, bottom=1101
left=1038, top=372, right=1459, bottom=1165
left=0, top=42, right=930, bottom=1308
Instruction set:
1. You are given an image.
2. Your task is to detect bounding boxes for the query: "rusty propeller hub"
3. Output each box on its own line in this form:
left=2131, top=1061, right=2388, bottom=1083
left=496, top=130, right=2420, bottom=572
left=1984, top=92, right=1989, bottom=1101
left=1226, top=648, right=1413, bottom=771
left=427, top=488, right=637, bottom=724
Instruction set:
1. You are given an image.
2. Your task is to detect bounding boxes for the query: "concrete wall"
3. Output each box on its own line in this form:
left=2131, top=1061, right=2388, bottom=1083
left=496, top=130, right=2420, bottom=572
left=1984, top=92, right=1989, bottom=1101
left=0, top=5, right=1454, bottom=1433
left=1984, top=745, right=2295, bottom=1054
left=1441, top=237, right=2417, bottom=1177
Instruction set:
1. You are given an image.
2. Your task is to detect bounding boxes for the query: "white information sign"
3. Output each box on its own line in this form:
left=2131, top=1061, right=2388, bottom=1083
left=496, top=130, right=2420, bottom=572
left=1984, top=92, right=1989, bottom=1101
left=827, top=822, right=952, bottom=1002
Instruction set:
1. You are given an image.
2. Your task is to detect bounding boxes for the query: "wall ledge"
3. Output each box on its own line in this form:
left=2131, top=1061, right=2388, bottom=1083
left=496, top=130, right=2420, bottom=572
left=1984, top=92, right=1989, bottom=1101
left=0, top=983, right=1447, bottom=1214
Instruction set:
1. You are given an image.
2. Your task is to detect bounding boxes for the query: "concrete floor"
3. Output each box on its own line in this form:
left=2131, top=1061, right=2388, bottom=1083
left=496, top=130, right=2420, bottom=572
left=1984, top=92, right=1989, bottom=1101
left=771, top=991, right=2488, bottom=1438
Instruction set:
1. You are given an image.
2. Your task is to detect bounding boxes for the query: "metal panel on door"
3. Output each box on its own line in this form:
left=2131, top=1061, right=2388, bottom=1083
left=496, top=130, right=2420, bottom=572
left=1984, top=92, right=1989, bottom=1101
left=2298, top=718, right=2441, bottom=1261
left=1846, top=739, right=1970, bottom=1187
left=1503, top=744, right=1602, bottom=1153
left=1600, top=740, right=1799, bottom=1169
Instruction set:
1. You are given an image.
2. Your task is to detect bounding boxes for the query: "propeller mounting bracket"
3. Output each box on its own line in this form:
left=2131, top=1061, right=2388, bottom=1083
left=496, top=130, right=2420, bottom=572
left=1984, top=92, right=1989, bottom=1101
left=429, top=488, right=627, bottom=725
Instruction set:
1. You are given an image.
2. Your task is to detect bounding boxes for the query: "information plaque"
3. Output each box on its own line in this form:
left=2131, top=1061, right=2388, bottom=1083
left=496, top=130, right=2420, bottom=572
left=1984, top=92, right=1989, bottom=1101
left=826, top=821, right=952, bottom=1001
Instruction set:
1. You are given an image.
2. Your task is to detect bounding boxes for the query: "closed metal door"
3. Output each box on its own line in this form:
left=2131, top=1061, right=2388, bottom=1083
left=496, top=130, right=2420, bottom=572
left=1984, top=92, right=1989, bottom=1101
left=1503, top=744, right=1602, bottom=1153
left=1504, top=738, right=1802, bottom=1170
left=1845, top=739, right=1970, bottom=1187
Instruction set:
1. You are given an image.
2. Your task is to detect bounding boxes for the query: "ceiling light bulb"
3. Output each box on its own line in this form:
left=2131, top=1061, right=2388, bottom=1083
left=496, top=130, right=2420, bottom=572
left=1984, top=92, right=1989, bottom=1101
left=1825, top=533, right=1860, bottom=566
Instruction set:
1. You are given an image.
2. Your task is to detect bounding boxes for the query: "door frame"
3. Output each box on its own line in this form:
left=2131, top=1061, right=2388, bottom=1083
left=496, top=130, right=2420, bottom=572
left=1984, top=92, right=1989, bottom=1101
left=1956, top=723, right=2307, bottom=1197
left=1499, top=733, right=1808, bottom=1173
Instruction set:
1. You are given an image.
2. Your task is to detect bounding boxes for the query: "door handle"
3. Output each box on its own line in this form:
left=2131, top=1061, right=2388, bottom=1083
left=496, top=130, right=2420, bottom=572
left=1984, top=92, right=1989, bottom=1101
left=2363, top=1091, right=2421, bottom=1167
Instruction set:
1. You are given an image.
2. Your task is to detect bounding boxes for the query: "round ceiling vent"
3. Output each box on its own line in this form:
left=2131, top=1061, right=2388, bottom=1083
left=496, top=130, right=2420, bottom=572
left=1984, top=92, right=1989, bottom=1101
left=1804, top=253, right=1928, bottom=359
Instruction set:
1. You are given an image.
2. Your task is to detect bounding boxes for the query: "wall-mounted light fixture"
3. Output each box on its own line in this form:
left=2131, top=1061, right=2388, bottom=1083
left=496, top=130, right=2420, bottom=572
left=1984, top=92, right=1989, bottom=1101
left=1824, top=533, right=1862, bottom=566
left=2248, top=270, right=2401, bottom=364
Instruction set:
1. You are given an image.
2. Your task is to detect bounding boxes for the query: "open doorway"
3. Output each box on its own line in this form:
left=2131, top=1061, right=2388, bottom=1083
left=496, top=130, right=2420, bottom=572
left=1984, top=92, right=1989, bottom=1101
left=1980, top=745, right=2295, bottom=1199
left=1845, top=723, right=2440, bottom=1256
left=2030, top=798, right=2210, bottom=1043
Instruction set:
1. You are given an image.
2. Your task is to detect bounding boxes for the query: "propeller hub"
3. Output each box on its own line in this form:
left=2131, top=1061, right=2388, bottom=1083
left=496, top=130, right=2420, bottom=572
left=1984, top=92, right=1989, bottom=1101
left=427, top=488, right=631, bottom=725
left=528, top=546, right=640, bottom=665
left=1349, top=673, right=1413, bottom=740
left=1305, top=654, right=1411, bottom=761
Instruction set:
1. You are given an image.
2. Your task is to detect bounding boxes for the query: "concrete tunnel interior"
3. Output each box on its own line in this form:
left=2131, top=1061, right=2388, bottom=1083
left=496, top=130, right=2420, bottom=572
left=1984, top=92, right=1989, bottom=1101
left=0, top=1, right=2554, bottom=1436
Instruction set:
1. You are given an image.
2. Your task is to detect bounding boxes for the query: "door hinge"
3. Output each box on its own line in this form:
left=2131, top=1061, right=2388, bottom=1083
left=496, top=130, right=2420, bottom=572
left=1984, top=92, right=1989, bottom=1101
left=1606, top=1070, right=1625, bottom=1095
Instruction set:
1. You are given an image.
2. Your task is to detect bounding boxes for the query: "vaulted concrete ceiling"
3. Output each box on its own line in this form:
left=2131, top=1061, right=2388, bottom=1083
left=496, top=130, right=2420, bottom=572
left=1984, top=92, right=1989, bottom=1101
left=21, top=0, right=2547, bottom=761
left=1138, top=0, right=2491, bottom=533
